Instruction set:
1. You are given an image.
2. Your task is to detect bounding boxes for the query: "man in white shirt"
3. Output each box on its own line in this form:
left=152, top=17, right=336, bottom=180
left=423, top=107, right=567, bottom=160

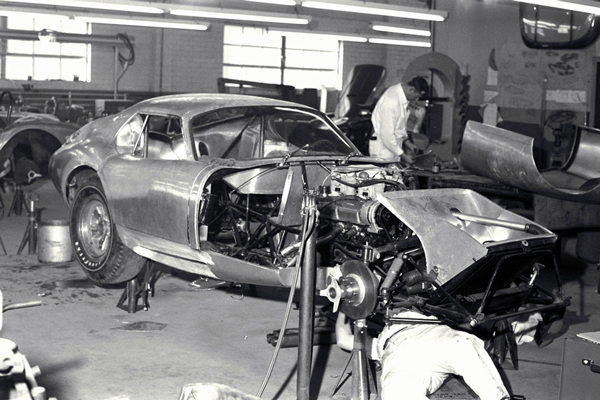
left=369, top=77, right=429, bottom=164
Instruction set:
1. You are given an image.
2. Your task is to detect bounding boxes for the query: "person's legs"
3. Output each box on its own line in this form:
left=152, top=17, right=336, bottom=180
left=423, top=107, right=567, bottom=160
left=379, top=327, right=449, bottom=400
left=379, top=358, right=432, bottom=400
left=434, top=328, right=510, bottom=400
left=379, top=324, right=509, bottom=400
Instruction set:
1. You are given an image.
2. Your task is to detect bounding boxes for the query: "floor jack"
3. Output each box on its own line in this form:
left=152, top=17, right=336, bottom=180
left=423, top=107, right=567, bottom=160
left=116, top=260, right=163, bottom=313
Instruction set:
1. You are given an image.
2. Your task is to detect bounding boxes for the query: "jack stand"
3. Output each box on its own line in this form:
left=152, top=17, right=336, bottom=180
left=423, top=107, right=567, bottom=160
left=331, top=319, right=378, bottom=399
left=117, top=260, right=162, bottom=313
left=0, top=185, right=4, bottom=218
left=16, top=193, right=39, bottom=255
left=7, top=184, right=25, bottom=217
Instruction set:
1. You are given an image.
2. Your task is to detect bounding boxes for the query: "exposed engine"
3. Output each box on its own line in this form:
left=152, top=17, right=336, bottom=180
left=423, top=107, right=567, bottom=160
left=202, top=163, right=413, bottom=268
left=199, top=161, right=568, bottom=352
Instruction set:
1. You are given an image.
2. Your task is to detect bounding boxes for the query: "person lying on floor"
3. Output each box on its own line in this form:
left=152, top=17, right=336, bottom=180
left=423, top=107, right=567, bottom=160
left=335, top=309, right=511, bottom=400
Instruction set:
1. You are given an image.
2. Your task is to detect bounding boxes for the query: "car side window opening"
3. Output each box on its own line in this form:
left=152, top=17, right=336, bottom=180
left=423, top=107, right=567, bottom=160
left=191, top=106, right=354, bottom=161
left=116, top=113, right=183, bottom=160
left=191, top=107, right=262, bottom=160
left=116, top=114, right=146, bottom=156
left=146, top=115, right=184, bottom=160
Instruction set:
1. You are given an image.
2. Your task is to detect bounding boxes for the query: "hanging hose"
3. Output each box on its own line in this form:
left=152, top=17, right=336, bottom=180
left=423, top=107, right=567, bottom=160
left=115, top=34, right=135, bottom=94
left=256, top=200, right=318, bottom=398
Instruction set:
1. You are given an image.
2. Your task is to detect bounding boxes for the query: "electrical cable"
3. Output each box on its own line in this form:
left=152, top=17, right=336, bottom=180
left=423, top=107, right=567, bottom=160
left=256, top=201, right=317, bottom=398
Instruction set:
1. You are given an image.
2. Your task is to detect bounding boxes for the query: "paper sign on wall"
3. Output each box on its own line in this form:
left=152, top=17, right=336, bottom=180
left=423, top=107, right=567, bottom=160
left=546, top=90, right=586, bottom=104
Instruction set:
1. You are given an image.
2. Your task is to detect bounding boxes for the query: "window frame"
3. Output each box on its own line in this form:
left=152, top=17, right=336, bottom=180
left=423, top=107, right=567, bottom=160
left=1, top=15, right=91, bottom=81
left=222, top=25, right=343, bottom=90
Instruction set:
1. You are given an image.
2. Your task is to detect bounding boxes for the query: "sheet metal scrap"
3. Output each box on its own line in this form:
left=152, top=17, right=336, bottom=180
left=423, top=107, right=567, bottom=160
left=461, top=120, right=600, bottom=204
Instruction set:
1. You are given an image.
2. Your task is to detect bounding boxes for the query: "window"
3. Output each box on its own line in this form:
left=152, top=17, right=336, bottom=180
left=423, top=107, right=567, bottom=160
left=116, top=113, right=184, bottom=160
left=191, top=106, right=354, bottom=160
left=3, top=14, right=90, bottom=81
left=223, top=26, right=342, bottom=90
left=116, top=114, right=146, bottom=156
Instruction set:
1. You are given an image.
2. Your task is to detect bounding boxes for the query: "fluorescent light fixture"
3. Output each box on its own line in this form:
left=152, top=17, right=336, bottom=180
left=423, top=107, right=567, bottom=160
left=170, top=6, right=311, bottom=25
left=75, top=16, right=210, bottom=31
left=368, top=37, right=431, bottom=47
left=244, top=0, right=298, bottom=6
left=371, top=22, right=430, bottom=37
left=0, top=0, right=164, bottom=14
left=301, top=0, right=447, bottom=21
left=0, top=8, right=70, bottom=19
left=269, top=28, right=367, bottom=42
left=514, top=0, right=600, bottom=15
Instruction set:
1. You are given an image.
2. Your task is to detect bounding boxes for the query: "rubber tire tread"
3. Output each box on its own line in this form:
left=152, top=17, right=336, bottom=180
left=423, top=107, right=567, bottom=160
left=69, top=174, right=146, bottom=284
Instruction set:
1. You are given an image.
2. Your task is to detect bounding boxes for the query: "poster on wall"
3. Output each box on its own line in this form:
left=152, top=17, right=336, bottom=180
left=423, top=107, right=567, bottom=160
left=495, top=42, right=588, bottom=113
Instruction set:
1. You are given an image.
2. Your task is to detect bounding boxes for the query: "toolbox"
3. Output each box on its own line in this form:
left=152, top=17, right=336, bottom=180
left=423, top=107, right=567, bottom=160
left=559, top=333, right=600, bottom=400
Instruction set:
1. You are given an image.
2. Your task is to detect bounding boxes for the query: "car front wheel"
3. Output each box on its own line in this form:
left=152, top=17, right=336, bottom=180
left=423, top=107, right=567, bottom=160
left=70, top=175, right=146, bottom=284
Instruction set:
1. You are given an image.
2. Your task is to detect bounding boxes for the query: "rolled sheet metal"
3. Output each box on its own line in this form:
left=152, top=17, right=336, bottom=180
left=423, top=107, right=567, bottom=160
left=461, top=121, right=600, bottom=204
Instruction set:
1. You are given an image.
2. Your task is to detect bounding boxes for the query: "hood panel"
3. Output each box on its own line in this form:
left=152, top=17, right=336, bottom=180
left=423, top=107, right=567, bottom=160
left=378, top=188, right=555, bottom=284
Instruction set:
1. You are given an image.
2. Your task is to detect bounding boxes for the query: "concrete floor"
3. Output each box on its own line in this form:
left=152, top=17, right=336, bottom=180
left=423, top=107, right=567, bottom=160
left=0, top=179, right=599, bottom=400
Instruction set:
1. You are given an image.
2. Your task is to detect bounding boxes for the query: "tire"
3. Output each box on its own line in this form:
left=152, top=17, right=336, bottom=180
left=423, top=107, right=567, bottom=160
left=70, top=175, right=146, bottom=284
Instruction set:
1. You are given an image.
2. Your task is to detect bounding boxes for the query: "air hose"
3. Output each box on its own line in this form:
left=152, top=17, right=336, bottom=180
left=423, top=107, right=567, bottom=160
left=256, top=201, right=318, bottom=398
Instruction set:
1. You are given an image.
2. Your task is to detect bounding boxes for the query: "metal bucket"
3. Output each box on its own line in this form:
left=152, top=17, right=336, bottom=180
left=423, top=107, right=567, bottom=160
left=38, top=220, right=73, bottom=263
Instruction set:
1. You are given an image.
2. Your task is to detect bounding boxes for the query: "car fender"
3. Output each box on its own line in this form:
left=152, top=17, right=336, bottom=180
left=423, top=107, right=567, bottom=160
left=0, top=120, right=77, bottom=166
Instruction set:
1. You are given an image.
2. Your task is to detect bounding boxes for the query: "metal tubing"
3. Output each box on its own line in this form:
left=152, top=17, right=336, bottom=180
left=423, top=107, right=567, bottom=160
left=451, top=211, right=532, bottom=232
left=27, top=197, right=37, bottom=254
left=127, top=279, right=138, bottom=314
left=297, top=195, right=316, bottom=400
left=351, top=319, right=369, bottom=400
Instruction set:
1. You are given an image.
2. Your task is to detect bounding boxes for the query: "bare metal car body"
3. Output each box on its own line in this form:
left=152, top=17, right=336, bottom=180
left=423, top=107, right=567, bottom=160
left=462, top=120, right=600, bottom=204
left=0, top=110, right=78, bottom=181
left=49, top=94, right=567, bottom=341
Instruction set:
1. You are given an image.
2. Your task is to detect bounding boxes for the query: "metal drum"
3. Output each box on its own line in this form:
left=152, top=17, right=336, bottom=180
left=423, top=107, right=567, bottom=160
left=38, top=220, right=73, bottom=263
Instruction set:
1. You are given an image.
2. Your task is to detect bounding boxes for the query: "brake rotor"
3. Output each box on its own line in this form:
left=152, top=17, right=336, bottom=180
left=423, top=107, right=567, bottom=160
left=339, top=260, right=379, bottom=320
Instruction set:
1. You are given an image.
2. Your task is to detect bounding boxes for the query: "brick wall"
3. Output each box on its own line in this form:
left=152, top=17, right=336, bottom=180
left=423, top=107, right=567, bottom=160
left=384, top=45, right=430, bottom=87
left=160, top=24, right=224, bottom=94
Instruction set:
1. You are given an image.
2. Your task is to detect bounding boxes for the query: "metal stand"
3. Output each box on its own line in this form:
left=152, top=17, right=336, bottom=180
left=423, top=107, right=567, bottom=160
left=351, top=319, right=371, bottom=400
left=331, top=319, right=378, bottom=399
left=16, top=193, right=39, bottom=255
left=0, top=182, right=5, bottom=218
left=116, top=260, right=162, bottom=313
left=7, top=184, right=25, bottom=216
left=297, top=192, right=317, bottom=400
left=0, top=235, right=6, bottom=255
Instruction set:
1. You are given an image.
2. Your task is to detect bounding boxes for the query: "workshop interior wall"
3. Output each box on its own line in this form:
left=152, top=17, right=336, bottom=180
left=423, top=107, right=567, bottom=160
left=0, top=0, right=596, bottom=129
left=434, top=0, right=523, bottom=107
left=91, top=24, right=225, bottom=94
left=435, top=0, right=594, bottom=123
left=434, top=0, right=596, bottom=167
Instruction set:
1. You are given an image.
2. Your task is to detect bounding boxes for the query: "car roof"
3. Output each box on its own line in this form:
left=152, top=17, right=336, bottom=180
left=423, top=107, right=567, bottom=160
left=131, top=93, right=313, bottom=118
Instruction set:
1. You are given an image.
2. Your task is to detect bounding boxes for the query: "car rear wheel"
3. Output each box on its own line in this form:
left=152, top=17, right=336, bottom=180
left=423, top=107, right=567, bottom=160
left=70, top=175, right=146, bottom=284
